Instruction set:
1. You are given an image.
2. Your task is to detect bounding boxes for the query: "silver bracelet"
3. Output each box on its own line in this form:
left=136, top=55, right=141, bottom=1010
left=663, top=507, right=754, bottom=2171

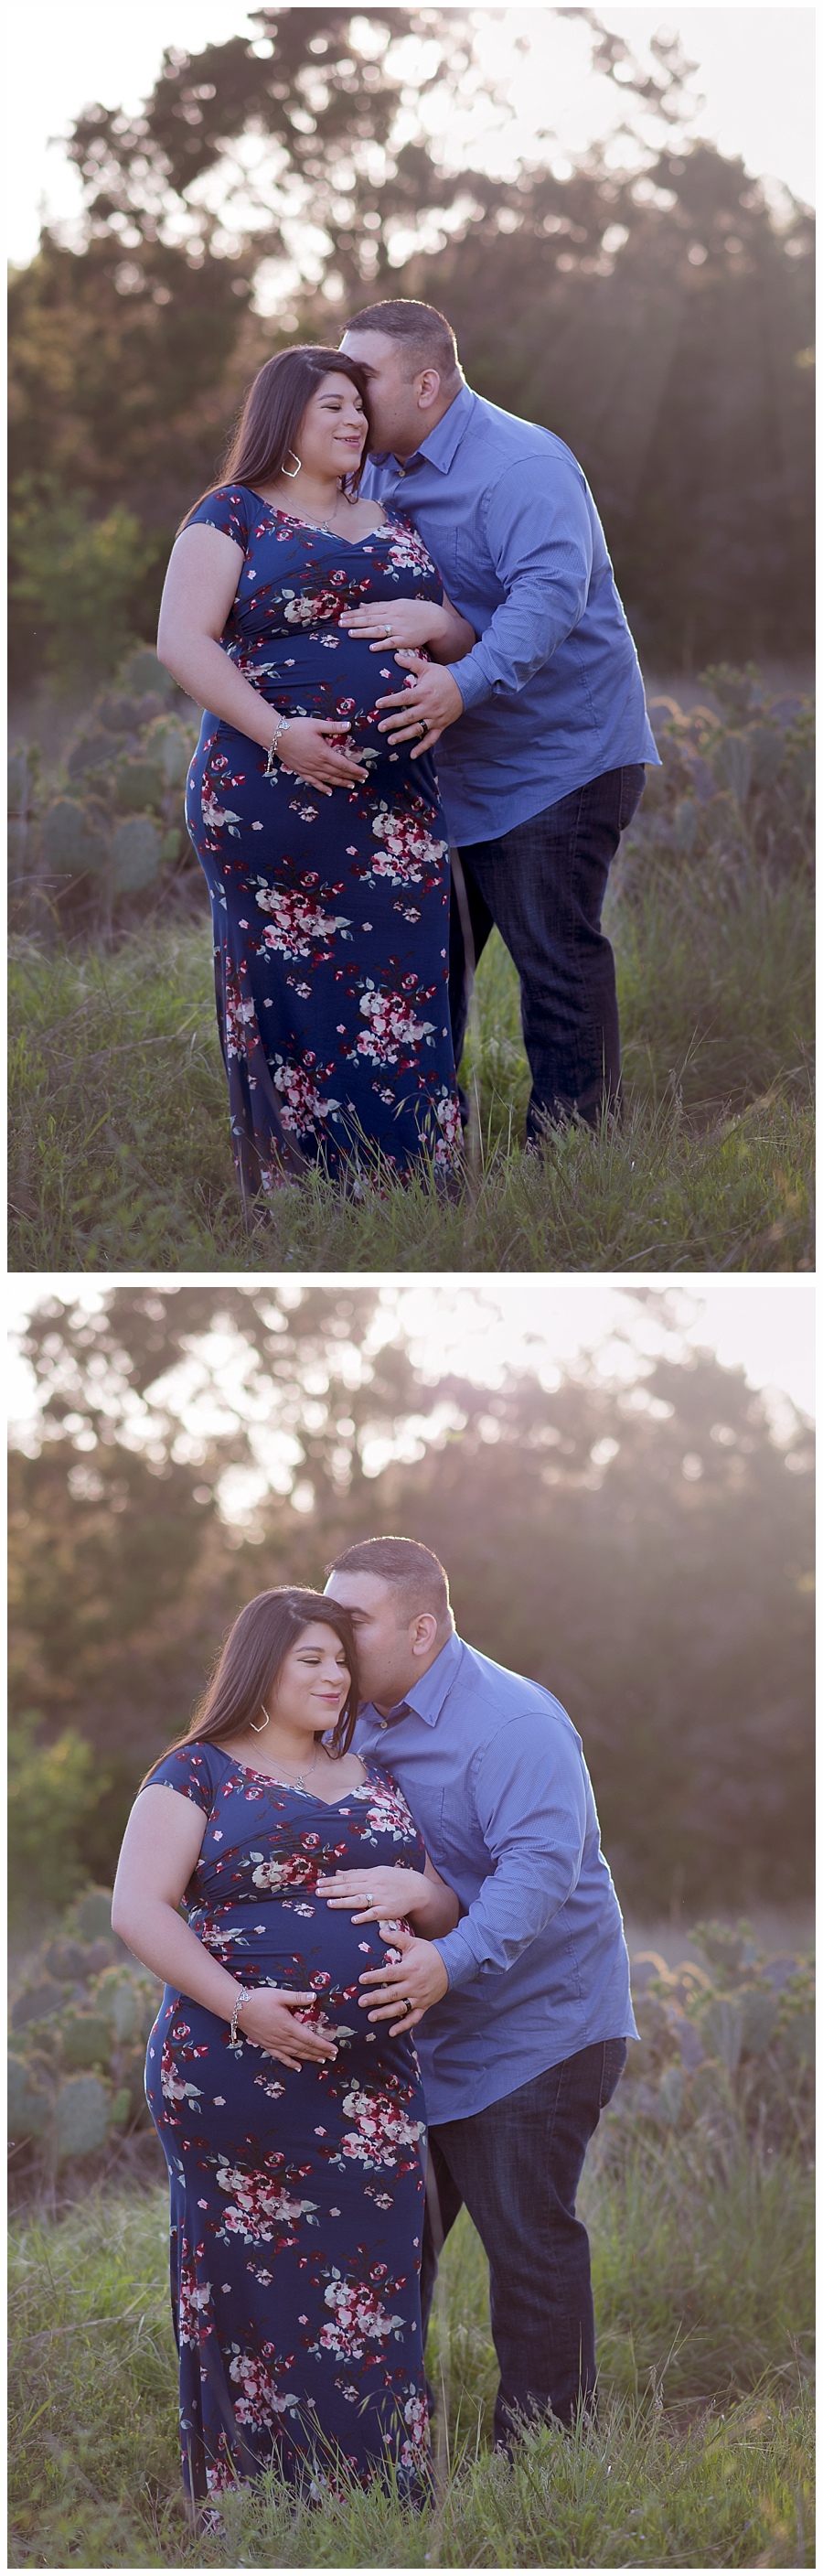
left=230, top=1985, right=253, bottom=2045
left=264, top=716, right=293, bottom=774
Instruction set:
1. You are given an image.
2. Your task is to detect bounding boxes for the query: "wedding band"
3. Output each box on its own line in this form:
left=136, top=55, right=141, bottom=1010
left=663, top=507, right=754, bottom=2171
left=417, top=721, right=427, bottom=738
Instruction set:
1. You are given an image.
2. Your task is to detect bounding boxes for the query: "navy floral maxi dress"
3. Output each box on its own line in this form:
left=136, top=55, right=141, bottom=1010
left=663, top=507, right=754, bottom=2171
left=183, top=487, right=461, bottom=1201
left=143, top=1743, right=430, bottom=2508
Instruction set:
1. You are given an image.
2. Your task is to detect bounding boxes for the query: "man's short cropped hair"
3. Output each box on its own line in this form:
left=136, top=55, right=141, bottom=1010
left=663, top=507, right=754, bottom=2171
left=345, top=299, right=461, bottom=384
left=326, top=1534, right=452, bottom=1626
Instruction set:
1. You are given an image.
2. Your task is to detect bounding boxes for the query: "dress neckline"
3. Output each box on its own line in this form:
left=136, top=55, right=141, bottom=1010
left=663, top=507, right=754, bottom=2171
left=214, top=1743, right=374, bottom=1809
left=244, top=488, right=395, bottom=550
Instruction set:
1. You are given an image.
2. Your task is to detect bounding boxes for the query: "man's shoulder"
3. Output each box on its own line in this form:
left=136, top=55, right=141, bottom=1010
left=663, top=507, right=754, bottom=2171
left=452, top=1637, right=577, bottom=1741
left=465, top=392, right=584, bottom=482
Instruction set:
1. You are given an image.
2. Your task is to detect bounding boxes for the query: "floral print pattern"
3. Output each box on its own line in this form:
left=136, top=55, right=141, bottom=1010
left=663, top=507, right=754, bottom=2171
left=184, top=486, right=461, bottom=1199
left=143, top=1742, right=429, bottom=2505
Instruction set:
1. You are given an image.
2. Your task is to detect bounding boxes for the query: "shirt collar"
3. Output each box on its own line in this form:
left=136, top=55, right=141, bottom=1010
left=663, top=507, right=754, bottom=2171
left=361, top=1628, right=464, bottom=1731
left=372, top=382, right=476, bottom=479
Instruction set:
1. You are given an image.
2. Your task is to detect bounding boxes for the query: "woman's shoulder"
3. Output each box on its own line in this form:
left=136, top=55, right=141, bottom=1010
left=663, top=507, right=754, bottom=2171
left=184, top=484, right=261, bottom=546
left=141, top=1737, right=230, bottom=1809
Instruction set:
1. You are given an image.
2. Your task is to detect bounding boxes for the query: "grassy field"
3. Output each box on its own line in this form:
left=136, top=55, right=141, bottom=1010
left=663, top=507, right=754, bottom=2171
left=9, top=2128, right=813, bottom=2568
left=8, top=891, right=814, bottom=1275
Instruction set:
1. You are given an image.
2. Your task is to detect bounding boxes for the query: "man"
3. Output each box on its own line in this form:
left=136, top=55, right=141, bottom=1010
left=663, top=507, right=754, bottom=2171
left=340, top=299, right=660, bottom=1135
left=325, top=1534, right=637, bottom=2447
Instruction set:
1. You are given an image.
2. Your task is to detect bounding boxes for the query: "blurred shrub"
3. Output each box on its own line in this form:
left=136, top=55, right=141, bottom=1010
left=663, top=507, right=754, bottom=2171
left=8, top=1719, right=109, bottom=1914
left=8, top=643, right=201, bottom=926
left=628, top=668, right=814, bottom=885
left=8, top=1887, right=161, bottom=2174
left=9, top=477, right=162, bottom=684
left=610, top=1921, right=814, bottom=2163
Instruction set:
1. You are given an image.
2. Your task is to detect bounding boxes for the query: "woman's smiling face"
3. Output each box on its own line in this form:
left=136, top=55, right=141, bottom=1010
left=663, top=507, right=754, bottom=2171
left=266, top=1621, right=351, bottom=1736
left=293, top=372, right=369, bottom=480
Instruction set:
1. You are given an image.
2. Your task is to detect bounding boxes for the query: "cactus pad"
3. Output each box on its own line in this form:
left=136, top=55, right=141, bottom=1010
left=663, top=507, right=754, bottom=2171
left=111, top=817, right=162, bottom=893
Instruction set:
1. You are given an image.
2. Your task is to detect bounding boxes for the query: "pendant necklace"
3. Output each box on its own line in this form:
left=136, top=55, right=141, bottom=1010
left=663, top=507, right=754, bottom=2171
left=247, top=1710, right=323, bottom=1794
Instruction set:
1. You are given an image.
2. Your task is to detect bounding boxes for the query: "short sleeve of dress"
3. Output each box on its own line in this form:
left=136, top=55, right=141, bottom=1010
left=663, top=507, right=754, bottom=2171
left=140, top=1742, right=216, bottom=1812
left=184, top=485, right=251, bottom=552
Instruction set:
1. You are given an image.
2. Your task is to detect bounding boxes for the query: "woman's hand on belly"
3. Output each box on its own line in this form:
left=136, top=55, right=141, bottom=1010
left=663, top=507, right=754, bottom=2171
left=339, top=597, right=476, bottom=664
left=339, top=600, right=440, bottom=652
left=274, top=715, right=369, bottom=794
left=316, top=1864, right=423, bottom=1925
left=239, top=1984, right=339, bottom=2069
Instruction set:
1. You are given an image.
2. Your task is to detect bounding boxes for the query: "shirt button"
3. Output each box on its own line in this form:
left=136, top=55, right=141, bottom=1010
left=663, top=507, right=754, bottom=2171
left=379, top=1721, right=388, bottom=1730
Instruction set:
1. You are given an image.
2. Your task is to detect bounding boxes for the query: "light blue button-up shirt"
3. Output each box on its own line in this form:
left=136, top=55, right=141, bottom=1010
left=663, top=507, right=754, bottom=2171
left=354, top=1629, right=637, bottom=2125
left=362, top=382, right=659, bottom=843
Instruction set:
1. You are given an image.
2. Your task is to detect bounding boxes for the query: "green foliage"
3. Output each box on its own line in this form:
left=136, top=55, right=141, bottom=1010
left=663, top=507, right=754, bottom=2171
left=8, top=1720, right=103, bottom=1912
left=8, top=477, right=160, bottom=685
left=7, top=11, right=814, bottom=682
left=5, top=629, right=816, bottom=1245
left=9, top=642, right=199, bottom=918
left=8, top=1890, right=160, bottom=2169
left=7, top=1289, right=815, bottom=1914
left=612, top=674, right=814, bottom=1115
left=110, top=817, right=164, bottom=894
left=615, top=1923, right=814, bottom=2161
left=409, top=147, right=813, bottom=666
left=7, top=2137, right=814, bottom=2564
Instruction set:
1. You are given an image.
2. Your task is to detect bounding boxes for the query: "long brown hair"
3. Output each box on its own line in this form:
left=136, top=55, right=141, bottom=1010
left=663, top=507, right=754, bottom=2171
left=144, top=1588, right=359, bottom=1780
left=179, top=346, right=372, bottom=531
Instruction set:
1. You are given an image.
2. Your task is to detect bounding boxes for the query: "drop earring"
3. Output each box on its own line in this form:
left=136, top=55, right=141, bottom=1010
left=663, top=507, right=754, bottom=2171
left=282, top=450, right=302, bottom=479
left=250, top=1702, right=271, bottom=1733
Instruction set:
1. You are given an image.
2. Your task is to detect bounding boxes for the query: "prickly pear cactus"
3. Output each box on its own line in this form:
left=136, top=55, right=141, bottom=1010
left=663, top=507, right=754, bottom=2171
left=114, top=756, right=167, bottom=814
left=111, top=816, right=163, bottom=893
left=621, top=671, right=814, bottom=883
left=15, top=643, right=199, bottom=912
left=8, top=2053, right=51, bottom=2141
left=8, top=1884, right=163, bottom=2170
left=8, top=746, right=31, bottom=818
left=611, top=1919, right=815, bottom=2159
left=69, top=1888, right=121, bottom=1941
left=41, top=798, right=108, bottom=878
left=55, top=2075, right=112, bottom=2162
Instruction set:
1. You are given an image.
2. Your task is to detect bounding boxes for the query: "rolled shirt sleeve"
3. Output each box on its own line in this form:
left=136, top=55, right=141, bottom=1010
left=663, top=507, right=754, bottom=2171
left=446, top=456, right=594, bottom=713
left=431, top=1712, right=589, bottom=1991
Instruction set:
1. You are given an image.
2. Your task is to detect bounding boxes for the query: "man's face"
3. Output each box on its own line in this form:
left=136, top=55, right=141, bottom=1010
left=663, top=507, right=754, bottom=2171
left=323, top=1569, right=421, bottom=1710
left=339, top=329, right=431, bottom=458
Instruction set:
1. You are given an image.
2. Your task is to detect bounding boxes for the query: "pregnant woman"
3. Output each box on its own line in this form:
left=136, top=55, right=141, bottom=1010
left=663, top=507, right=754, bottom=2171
left=156, top=346, right=473, bottom=1208
left=112, top=1588, right=458, bottom=2518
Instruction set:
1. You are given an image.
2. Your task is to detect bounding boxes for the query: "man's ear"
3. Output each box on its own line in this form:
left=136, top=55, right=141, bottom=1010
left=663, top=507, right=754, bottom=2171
left=410, top=1610, right=439, bottom=1658
left=416, top=369, right=443, bottom=413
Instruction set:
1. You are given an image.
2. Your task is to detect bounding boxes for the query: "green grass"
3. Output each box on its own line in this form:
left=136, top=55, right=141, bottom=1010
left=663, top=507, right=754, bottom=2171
left=8, top=865, right=815, bottom=1271
left=9, top=2127, right=814, bottom=2566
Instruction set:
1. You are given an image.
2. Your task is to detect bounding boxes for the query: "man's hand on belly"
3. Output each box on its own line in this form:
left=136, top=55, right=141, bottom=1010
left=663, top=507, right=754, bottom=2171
left=375, top=652, right=464, bottom=757
left=358, top=1925, right=449, bottom=2036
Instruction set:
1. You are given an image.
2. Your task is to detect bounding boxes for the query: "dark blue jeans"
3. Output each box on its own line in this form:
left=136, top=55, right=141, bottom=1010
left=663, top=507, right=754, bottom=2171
left=450, top=766, right=647, bottom=1136
left=422, top=2038, right=627, bottom=2448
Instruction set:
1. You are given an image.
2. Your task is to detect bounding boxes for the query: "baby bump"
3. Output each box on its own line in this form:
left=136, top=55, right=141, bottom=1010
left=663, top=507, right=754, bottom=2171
left=188, top=1896, right=405, bottom=2011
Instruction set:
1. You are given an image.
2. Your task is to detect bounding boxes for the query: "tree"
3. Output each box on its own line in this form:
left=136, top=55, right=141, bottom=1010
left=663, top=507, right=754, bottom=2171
left=10, top=1285, right=814, bottom=1913
left=10, top=12, right=814, bottom=680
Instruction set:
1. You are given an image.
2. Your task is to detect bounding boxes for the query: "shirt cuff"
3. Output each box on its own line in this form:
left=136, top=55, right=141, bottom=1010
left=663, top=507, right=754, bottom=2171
left=445, top=654, right=490, bottom=714
left=432, top=1925, right=482, bottom=1990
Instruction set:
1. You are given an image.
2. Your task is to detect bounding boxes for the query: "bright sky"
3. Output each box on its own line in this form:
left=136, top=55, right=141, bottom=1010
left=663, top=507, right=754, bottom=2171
left=5, top=1276, right=816, bottom=1433
left=5, top=5, right=814, bottom=269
